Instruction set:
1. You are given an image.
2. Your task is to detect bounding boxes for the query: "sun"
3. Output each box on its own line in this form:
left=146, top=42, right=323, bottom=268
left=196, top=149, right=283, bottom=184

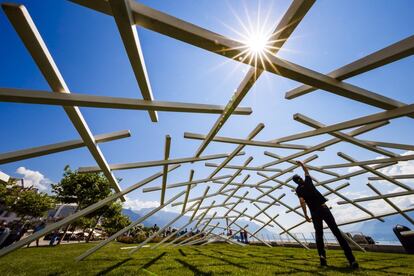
left=245, top=31, right=270, bottom=57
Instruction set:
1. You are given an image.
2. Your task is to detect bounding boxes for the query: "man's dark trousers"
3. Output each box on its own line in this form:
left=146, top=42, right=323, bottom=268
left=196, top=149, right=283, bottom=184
left=311, top=205, right=355, bottom=263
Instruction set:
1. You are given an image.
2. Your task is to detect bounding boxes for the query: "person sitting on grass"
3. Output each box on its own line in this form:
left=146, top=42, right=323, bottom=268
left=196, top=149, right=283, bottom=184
left=292, top=160, right=359, bottom=269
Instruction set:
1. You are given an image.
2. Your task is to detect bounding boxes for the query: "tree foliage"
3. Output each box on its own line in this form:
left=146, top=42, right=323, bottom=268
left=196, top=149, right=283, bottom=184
left=0, top=178, right=55, bottom=220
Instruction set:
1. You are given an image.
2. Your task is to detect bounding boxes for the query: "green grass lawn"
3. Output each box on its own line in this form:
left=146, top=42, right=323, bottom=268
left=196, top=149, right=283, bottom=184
left=0, top=242, right=413, bottom=275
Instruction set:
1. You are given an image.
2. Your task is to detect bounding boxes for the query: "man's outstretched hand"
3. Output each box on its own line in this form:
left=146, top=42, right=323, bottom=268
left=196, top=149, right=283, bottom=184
left=296, top=160, right=303, bottom=166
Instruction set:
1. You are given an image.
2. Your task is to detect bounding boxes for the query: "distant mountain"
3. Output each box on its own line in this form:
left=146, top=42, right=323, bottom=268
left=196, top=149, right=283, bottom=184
left=352, top=211, right=414, bottom=243
left=122, top=208, right=275, bottom=237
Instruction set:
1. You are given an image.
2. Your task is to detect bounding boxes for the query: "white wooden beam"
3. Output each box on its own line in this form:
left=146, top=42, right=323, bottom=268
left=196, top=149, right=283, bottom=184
left=217, top=156, right=253, bottom=193
left=0, top=87, right=252, bottom=115
left=369, top=174, right=414, bottom=181
left=108, top=0, right=157, bottom=122
left=75, top=190, right=185, bottom=261
left=285, top=35, right=414, bottom=99
left=0, top=171, right=10, bottom=184
left=322, top=153, right=414, bottom=170
left=363, top=140, right=414, bottom=151
left=261, top=122, right=388, bottom=168
left=337, top=190, right=414, bottom=204
left=0, top=130, right=130, bottom=165
left=79, top=151, right=244, bottom=172
left=184, top=132, right=310, bottom=150
left=205, top=162, right=281, bottom=172
left=273, top=104, right=414, bottom=143
left=208, top=124, right=263, bottom=178
left=160, top=135, right=171, bottom=205
left=2, top=3, right=123, bottom=194
left=337, top=152, right=411, bottom=190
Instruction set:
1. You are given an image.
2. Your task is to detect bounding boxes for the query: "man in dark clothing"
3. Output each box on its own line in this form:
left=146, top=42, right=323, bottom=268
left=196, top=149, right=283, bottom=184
left=293, top=161, right=358, bottom=269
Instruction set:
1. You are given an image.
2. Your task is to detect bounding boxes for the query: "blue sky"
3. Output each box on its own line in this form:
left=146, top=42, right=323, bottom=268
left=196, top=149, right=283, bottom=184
left=1, top=0, right=413, bottom=235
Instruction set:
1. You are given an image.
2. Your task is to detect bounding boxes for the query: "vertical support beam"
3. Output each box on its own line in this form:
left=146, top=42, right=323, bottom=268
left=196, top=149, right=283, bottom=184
left=190, top=186, right=210, bottom=221
left=160, top=135, right=171, bottom=205
left=181, top=170, right=194, bottom=214
left=2, top=4, right=122, bottom=195
left=108, top=0, right=158, bottom=121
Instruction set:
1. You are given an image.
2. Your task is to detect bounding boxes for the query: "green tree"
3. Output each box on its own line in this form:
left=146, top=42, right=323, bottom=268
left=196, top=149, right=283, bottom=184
left=101, top=202, right=131, bottom=236
left=51, top=166, right=128, bottom=242
left=0, top=178, right=55, bottom=221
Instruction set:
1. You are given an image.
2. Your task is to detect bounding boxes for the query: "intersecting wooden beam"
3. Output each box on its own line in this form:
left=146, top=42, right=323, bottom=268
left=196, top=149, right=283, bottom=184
left=363, top=140, right=414, bottom=151
left=367, top=183, right=414, bottom=225
left=322, top=153, right=414, bottom=170
left=79, top=151, right=244, bottom=172
left=261, top=122, right=388, bottom=168
left=0, top=87, right=252, bottom=115
left=217, top=156, right=253, bottom=193
left=208, top=124, right=264, bottom=178
left=72, top=0, right=414, bottom=121
left=337, top=190, right=414, bottom=204
left=368, top=174, right=414, bottom=181
left=273, top=104, right=414, bottom=143
left=2, top=3, right=123, bottom=194
left=76, top=190, right=185, bottom=261
left=285, top=35, right=414, bottom=99
left=205, top=162, right=281, bottom=172
left=337, top=152, right=411, bottom=190
left=0, top=130, right=130, bottom=165
left=294, top=113, right=398, bottom=158
left=143, top=174, right=230, bottom=193
left=264, top=151, right=340, bottom=177
left=184, top=132, right=310, bottom=150
left=108, top=0, right=157, bottom=122
left=222, top=175, right=250, bottom=204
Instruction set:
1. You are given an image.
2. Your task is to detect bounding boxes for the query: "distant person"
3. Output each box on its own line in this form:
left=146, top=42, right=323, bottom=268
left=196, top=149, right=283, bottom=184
left=293, top=161, right=358, bottom=269
left=27, top=221, right=46, bottom=247
left=49, top=229, right=59, bottom=246
left=239, top=232, right=245, bottom=243
left=243, top=230, right=249, bottom=244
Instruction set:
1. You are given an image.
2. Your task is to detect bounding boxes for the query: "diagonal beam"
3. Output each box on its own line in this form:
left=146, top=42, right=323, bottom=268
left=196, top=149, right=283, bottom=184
left=0, top=165, right=179, bottom=258
left=337, top=190, right=414, bottom=204
left=369, top=174, right=414, bottom=181
left=2, top=3, right=123, bottom=194
left=363, top=140, right=414, bottom=151
left=217, top=156, right=253, bottom=193
left=143, top=174, right=230, bottom=193
left=205, top=162, right=281, bottom=172
left=189, top=0, right=316, bottom=157
left=181, top=170, right=194, bottom=214
left=0, top=130, right=130, bottom=165
left=79, top=151, right=244, bottom=172
left=190, top=186, right=210, bottom=221
left=76, top=190, right=185, bottom=261
left=264, top=151, right=340, bottom=177
left=208, top=124, right=264, bottom=178
left=72, top=0, right=414, bottom=120
left=338, top=152, right=411, bottom=191
left=273, top=103, right=414, bottom=143
left=261, top=122, right=388, bottom=168
left=222, top=175, right=250, bottom=204
left=184, top=132, right=310, bottom=150
left=0, top=87, right=252, bottom=115
left=286, top=35, right=414, bottom=99
left=367, top=183, right=414, bottom=225
left=108, top=0, right=157, bottom=122
left=294, top=114, right=398, bottom=158
left=160, top=135, right=171, bottom=205
left=0, top=171, right=10, bottom=184
left=322, top=153, right=414, bottom=170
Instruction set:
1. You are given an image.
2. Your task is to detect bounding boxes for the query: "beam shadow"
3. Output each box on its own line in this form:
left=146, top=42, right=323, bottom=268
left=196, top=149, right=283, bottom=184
left=175, top=258, right=213, bottom=276
left=96, top=257, right=132, bottom=275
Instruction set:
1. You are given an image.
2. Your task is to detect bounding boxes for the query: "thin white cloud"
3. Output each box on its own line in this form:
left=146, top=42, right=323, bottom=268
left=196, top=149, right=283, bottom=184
left=16, top=167, right=52, bottom=192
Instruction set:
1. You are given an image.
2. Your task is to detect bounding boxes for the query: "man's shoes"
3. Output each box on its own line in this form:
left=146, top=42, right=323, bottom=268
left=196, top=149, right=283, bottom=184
left=350, top=261, right=359, bottom=269
left=320, top=257, right=327, bottom=267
